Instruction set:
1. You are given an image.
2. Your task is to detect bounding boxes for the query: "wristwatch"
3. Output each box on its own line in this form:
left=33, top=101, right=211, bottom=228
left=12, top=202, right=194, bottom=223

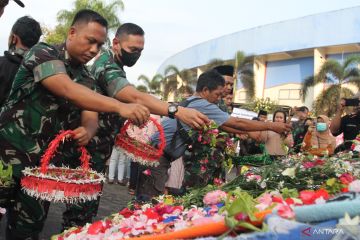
left=168, top=103, right=178, bottom=119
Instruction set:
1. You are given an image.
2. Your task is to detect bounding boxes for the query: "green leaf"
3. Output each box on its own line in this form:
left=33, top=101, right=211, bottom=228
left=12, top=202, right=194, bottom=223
left=237, top=221, right=263, bottom=232
left=226, top=191, right=258, bottom=221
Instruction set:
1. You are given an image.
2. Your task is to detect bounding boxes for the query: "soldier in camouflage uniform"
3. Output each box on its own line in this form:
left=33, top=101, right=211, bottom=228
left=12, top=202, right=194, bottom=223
left=0, top=10, right=150, bottom=240
left=61, top=23, right=210, bottom=229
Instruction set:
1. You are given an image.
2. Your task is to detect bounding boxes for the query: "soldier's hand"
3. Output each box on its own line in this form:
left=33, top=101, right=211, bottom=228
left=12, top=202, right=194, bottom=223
left=268, top=122, right=292, bottom=134
left=176, top=107, right=209, bottom=129
left=119, top=103, right=150, bottom=126
left=72, top=126, right=92, bottom=146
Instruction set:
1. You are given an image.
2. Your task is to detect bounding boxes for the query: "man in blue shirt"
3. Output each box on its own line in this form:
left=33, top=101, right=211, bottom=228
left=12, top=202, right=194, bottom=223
left=137, top=70, right=292, bottom=199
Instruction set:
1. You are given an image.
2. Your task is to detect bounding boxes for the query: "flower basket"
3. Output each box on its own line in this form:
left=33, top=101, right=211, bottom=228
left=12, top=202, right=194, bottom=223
left=21, top=130, right=105, bottom=203
left=115, top=117, right=165, bottom=166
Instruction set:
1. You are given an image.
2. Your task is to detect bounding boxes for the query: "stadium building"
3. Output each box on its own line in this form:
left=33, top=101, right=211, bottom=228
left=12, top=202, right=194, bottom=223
left=157, top=6, right=360, bottom=107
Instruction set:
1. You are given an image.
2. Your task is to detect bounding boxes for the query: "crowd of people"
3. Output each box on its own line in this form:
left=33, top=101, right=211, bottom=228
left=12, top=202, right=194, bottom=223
left=0, top=3, right=359, bottom=240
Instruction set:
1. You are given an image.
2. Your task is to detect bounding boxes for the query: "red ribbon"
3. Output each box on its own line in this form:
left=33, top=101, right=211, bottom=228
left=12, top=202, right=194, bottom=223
left=40, top=130, right=91, bottom=174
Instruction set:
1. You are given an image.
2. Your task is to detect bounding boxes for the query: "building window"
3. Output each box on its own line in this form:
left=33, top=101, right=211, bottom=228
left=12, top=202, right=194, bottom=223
left=278, top=89, right=301, bottom=100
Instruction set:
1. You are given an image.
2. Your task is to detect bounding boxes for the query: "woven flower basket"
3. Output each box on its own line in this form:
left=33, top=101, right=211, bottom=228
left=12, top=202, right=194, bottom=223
left=21, top=130, right=105, bottom=203
left=115, top=117, right=165, bottom=167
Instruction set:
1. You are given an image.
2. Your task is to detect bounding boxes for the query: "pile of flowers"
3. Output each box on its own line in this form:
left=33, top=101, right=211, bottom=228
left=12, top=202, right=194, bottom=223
left=184, top=121, right=236, bottom=187
left=221, top=152, right=360, bottom=197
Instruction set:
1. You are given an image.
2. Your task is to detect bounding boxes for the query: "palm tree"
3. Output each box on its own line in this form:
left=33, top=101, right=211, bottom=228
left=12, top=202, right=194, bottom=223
left=164, top=65, right=197, bottom=93
left=136, top=85, right=148, bottom=93
left=137, top=74, right=163, bottom=95
left=161, top=75, right=178, bottom=101
left=234, top=51, right=256, bottom=100
left=204, top=58, right=226, bottom=71
left=44, top=0, right=124, bottom=44
left=302, top=55, right=360, bottom=116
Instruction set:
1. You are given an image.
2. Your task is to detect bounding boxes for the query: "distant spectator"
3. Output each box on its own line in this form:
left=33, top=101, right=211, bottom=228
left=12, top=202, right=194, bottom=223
left=302, top=115, right=336, bottom=156
left=0, top=16, right=42, bottom=106
left=330, top=93, right=360, bottom=152
left=291, top=106, right=309, bottom=141
left=249, top=110, right=293, bottom=157
left=257, top=110, right=268, bottom=122
left=293, top=117, right=313, bottom=153
left=223, top=93, right=233, bottom=114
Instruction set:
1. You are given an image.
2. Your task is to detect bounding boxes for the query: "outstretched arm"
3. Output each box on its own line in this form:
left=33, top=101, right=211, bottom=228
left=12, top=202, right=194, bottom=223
left=41, top=73, right=150, bottom=125
left=222, top=116, right=291, bottom=134
left=116, top=85, right=209, bottom=129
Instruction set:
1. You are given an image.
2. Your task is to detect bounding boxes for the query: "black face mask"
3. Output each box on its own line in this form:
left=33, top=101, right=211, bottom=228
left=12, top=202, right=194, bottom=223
left=120, top=48, right=141, bottom=67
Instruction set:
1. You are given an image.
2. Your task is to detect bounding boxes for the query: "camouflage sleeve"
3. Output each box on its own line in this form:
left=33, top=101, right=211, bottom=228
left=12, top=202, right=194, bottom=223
left=102, top=63, right=130, bottom=97
left=91, top=49, right=130, bottom=97
left=23, top=42, right=66, bottom=83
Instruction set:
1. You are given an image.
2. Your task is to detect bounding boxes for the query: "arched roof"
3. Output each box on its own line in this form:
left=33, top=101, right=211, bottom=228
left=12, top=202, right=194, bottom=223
left=157, top=6, right=360, bottom=74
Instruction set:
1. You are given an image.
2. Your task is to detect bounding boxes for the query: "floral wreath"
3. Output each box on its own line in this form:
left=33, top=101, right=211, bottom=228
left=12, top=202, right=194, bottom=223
left=21, top=130, right=105, bottom=203
left=115, top=117, right=165, bottom=167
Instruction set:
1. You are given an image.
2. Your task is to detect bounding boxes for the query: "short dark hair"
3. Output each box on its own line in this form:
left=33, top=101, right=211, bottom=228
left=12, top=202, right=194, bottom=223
left=298, top=106, right=309, bottom=112
left=212, top=65, right=234, bottom=77
left=115, top=23, right=144, bottom=39
left=71, top=9, right=108, bottom=30
left=11, top=16, right=42, bottom=48
left=196, top=70, right=225, bottom=92
left=273, top=110, right=287, bottom=123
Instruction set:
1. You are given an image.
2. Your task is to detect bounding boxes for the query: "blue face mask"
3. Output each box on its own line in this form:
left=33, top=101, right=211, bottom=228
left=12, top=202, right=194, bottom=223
left=316, top=122, right=327, bottom=132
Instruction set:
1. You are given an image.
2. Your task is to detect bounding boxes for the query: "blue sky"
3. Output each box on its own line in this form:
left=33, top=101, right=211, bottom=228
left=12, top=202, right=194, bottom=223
left=1, top=0, right=360, bottom=85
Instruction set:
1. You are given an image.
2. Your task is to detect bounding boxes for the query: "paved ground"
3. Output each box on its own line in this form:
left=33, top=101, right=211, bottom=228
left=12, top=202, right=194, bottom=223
left=0, top=183, right=132, bottom=239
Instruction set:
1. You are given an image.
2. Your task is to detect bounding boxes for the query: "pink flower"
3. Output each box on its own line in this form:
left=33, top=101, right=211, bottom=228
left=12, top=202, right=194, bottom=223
left=142, top=169, right=151, bottom=176
left=349, top=180, right=360, bottom=192
left=256, top=193, right=273, bottom=211
left=302, top=161, right=316, bottom=169
left=276, top=204, right=295, bottom=219
left=339, top=173, right=355, bottom=185
left=197, top=135, right=202, bottom=142
left=213, top=178, right=223, bottom=186
left=203, top=190, right=227, bottom=205
left=245, top=173, right=262, bottom=182
left=0, top=207, right=6, bottom=215
left=200, top=165, right=206, bottom=172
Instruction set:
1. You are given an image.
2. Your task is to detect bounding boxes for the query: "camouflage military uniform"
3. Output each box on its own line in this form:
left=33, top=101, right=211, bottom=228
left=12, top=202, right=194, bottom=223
left=61, top=48, right=129, bottom=229
left=0, top=42, right=95, bottom=239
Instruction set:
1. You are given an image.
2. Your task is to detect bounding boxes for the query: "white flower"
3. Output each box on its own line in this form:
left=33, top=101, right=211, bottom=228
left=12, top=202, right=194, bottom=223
left=281, top=167, right=296, bottom=178
left=349, top=180, right=360, bottom=192
left=338, top=213, right=360, bottom=226
left=260, top=181, right=267, bottom=189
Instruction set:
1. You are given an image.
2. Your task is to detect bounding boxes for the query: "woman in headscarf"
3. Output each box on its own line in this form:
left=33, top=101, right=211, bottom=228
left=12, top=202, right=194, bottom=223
left=301, top=115, right=336, bottom=156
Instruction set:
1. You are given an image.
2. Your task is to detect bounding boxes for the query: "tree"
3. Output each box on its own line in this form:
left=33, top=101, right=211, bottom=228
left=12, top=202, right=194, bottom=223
left=234, top=51, right=255, bottom=100
left=137, top=74, right=163, bottom=95
left=302, top=55, right=360, bottom=116
left=44, top=0, right=124, bottom=45
left=136, top=85, right=148, bottom=93
left=204, top=58, right=226, bottom=71
left=164, top=65, right=197, bottom=96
